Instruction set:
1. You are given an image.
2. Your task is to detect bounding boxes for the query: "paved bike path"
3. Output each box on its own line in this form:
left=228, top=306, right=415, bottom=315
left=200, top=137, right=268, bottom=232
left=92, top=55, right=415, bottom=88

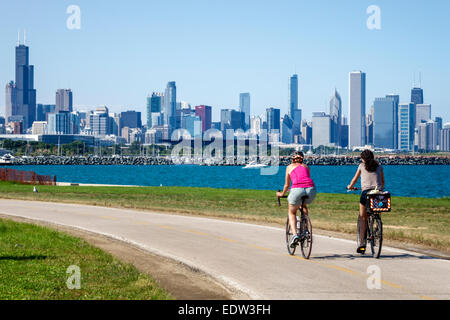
left=0, top=199, right=449, bottom=300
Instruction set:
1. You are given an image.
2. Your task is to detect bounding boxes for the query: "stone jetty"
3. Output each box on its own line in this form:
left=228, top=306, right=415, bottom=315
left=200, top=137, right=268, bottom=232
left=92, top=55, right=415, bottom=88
left=6, top=155, right=450, bottom=166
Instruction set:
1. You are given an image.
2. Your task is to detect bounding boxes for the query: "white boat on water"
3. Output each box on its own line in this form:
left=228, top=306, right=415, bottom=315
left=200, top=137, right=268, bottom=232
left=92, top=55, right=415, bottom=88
left=243, top=163, right=268, bottom=169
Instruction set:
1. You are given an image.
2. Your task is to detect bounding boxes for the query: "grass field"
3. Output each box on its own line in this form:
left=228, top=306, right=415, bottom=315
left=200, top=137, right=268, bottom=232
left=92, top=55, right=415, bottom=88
left=0, top=181, right=448, bottom=252
left=0, top=218, right=172, bottom=300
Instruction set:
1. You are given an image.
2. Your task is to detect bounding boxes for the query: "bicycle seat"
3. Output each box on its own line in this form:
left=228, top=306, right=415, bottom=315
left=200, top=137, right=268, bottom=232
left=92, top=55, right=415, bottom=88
left=301, top=196, right=309, bottom=201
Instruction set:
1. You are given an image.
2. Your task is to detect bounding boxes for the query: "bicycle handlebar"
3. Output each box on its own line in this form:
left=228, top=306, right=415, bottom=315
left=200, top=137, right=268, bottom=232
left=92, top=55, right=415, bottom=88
left=277, top=189, right=288, bottom=207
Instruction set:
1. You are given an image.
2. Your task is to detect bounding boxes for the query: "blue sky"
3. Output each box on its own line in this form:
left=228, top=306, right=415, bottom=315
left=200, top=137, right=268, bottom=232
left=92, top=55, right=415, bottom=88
left=0, top=0, right=449, bottom=123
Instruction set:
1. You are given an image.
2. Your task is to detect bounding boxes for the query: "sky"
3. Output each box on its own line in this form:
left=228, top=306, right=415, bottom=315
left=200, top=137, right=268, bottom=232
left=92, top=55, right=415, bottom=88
left=0, top=0, right=449, bottom=123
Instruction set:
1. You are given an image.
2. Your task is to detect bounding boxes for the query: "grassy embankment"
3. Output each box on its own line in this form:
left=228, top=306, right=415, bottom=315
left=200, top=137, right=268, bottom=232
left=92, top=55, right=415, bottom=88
left=0, top=217, right=172, bottom=300
left=0, top=181, right=448, bottom=252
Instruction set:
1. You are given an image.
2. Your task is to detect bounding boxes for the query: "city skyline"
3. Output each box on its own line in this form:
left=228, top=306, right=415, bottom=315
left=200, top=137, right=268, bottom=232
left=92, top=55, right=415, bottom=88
left=3, top=37, right=448, bottom=129
left=1, top=37, right=448, bottom=151
left=0, top=1, right=449, bottom=123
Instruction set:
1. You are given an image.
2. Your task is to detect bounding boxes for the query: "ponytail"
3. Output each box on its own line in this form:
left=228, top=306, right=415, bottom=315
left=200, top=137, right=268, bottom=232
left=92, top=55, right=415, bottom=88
left=361, top=150, right=379, bottom=172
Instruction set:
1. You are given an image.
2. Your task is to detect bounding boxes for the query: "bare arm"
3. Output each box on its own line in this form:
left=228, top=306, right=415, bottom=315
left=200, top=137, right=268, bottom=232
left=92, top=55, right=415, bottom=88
left=277, top=166, right=292, bottom=197
left=347, top=169, right=361, bottom=190
left=380, top=167, right=385, bottom=190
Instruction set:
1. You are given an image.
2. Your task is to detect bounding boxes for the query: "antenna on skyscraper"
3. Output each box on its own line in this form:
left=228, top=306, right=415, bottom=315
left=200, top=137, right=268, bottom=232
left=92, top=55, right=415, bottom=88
left=419, top=72, right=422, bottom=88
left=17, top=30, right=20, bottom=45
left=24, top=29, right=26, bottom=45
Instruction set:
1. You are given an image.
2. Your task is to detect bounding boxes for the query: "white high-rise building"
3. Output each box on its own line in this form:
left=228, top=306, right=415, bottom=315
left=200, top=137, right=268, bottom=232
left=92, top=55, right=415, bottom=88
left=32, top=121, right=47, bottom=135
left=418, top=120, right=439, bottom=151
left=312, top=112, right=332, bottom=148
left=250, top=115, right=262, bottom=135
left=415, top=104, right=431, bottom=128
left=348, top=71, right=366, bottom=147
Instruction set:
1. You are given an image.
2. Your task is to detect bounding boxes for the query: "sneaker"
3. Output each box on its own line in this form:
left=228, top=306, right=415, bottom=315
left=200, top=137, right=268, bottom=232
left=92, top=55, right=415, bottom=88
left=290, top=235, right=300, bottom=248
left=357, top=246, right=366, bottom=254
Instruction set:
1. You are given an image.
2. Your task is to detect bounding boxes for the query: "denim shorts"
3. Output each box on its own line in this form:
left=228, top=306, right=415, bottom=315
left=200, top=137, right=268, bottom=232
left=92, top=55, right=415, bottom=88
left=288, top=187, right=317, bottom=206
left=360, top=189, right=372, bottom=207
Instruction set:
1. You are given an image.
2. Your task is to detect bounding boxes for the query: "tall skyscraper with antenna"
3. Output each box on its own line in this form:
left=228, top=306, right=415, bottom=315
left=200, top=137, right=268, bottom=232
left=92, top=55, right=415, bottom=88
left=6, top=31, right=36, bottom=128
left=411, top=72, right=424, bottom=106
left=289, top=74, right=301, bottom=136
left=411, top=87, right=424, bottom=106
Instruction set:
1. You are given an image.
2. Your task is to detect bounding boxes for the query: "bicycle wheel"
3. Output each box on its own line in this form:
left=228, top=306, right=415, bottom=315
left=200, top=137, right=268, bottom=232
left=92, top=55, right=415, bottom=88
left=369, top=215, right=383, bottom=259
left=286, top=217, right=297, bottom=255
left=300, top=215, right=313, bottom=259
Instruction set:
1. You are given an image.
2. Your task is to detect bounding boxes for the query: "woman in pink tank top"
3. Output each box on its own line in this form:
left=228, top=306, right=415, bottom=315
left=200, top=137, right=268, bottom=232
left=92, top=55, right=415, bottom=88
left=277, top=152, right=317, bottom=246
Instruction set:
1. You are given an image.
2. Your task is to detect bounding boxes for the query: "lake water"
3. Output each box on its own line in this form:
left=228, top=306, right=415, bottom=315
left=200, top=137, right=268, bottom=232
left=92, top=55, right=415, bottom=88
left=1, top=164, right=449, bottom=198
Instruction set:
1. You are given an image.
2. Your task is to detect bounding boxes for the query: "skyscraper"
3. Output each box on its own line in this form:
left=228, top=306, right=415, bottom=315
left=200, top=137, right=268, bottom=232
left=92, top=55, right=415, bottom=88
left=55, top=89, right=73, bottom=113
left=266, top=107, right=280, bottom=133
left=329, top=88, right=342, bottom=146
left=120, top=111, right=142, bottom=130
left=9, top=36, right=36, bottom=129
left=398, top=103, right=415, bottom=151
left=181, top=114, right=202, bottom=138
left=47, top=111, right=71, bottom=134
left=289, top=75, right=298, bottom=118
left=289, top=74, right=301, bottom=134
left=281, top=115, right=294, bottom=144
left=312, top=112, right=332, bottom=148
left=250, top=116, right=262, bottom=135
left=90, top=106, right=111, bottom=137
left=36, top=104, right=56, bottom=121
left=441, top=127, right=450, bottom=152
left=348, top=71, right=366, bottom=147
left=147, top=92, right=163, bottom=129
left=5, top=81, right=17, bottom=121
left=195, top=105, right=212, bottom=132
left=418, top=120, right=439, bottom=152
left=415, top=104, right=431, bottom=128
left=373, top=97, right=395, bottom=149
left=164, top=82, right=177, bottom=130
left=386, top=94, right=399, bottom=149
left=220, top=109, right=244, bottom=131
left=301, top=120, right=312, bottom=145
left=239, top=93, right=250, bottom=130
left=411, top=87, right=424, bottom=105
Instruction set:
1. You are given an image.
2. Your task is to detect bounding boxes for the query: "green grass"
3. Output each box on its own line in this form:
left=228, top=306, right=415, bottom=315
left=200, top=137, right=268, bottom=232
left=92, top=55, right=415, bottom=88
left=0, top=218, right=172, bottom=300
left=0, top=181, right=449, bottom=252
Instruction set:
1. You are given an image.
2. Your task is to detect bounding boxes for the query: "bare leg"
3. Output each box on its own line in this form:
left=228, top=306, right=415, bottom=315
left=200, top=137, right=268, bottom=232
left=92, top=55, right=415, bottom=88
left=359, top=203, right=368, bottom=247
left=288, top=204, right=300, bottom=235
left=302, top=204, right=309, bottom=216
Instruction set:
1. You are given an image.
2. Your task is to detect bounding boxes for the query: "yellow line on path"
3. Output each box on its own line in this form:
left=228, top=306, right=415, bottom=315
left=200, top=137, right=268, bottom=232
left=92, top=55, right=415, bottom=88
left=216, top=236, right=238, bottom=243
left=185, top=229, right=209, bottom=236
left=157, top=225, right=175, bottom=230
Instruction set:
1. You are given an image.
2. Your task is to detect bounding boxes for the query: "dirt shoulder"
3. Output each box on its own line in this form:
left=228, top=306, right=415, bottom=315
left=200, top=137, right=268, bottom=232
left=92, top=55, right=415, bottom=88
left=0, top=214, right=248, bottom=300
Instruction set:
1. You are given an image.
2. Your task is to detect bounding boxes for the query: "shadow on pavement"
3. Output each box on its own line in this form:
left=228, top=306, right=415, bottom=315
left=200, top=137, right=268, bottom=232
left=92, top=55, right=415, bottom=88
left=0, top=255, right=48, bottom=261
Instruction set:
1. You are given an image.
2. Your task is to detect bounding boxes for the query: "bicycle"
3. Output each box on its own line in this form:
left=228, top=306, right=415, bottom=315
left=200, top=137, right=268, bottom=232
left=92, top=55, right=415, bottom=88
left=348, top=187, right=389, bottom=259
left=278, top=190, right=313, bottom=259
